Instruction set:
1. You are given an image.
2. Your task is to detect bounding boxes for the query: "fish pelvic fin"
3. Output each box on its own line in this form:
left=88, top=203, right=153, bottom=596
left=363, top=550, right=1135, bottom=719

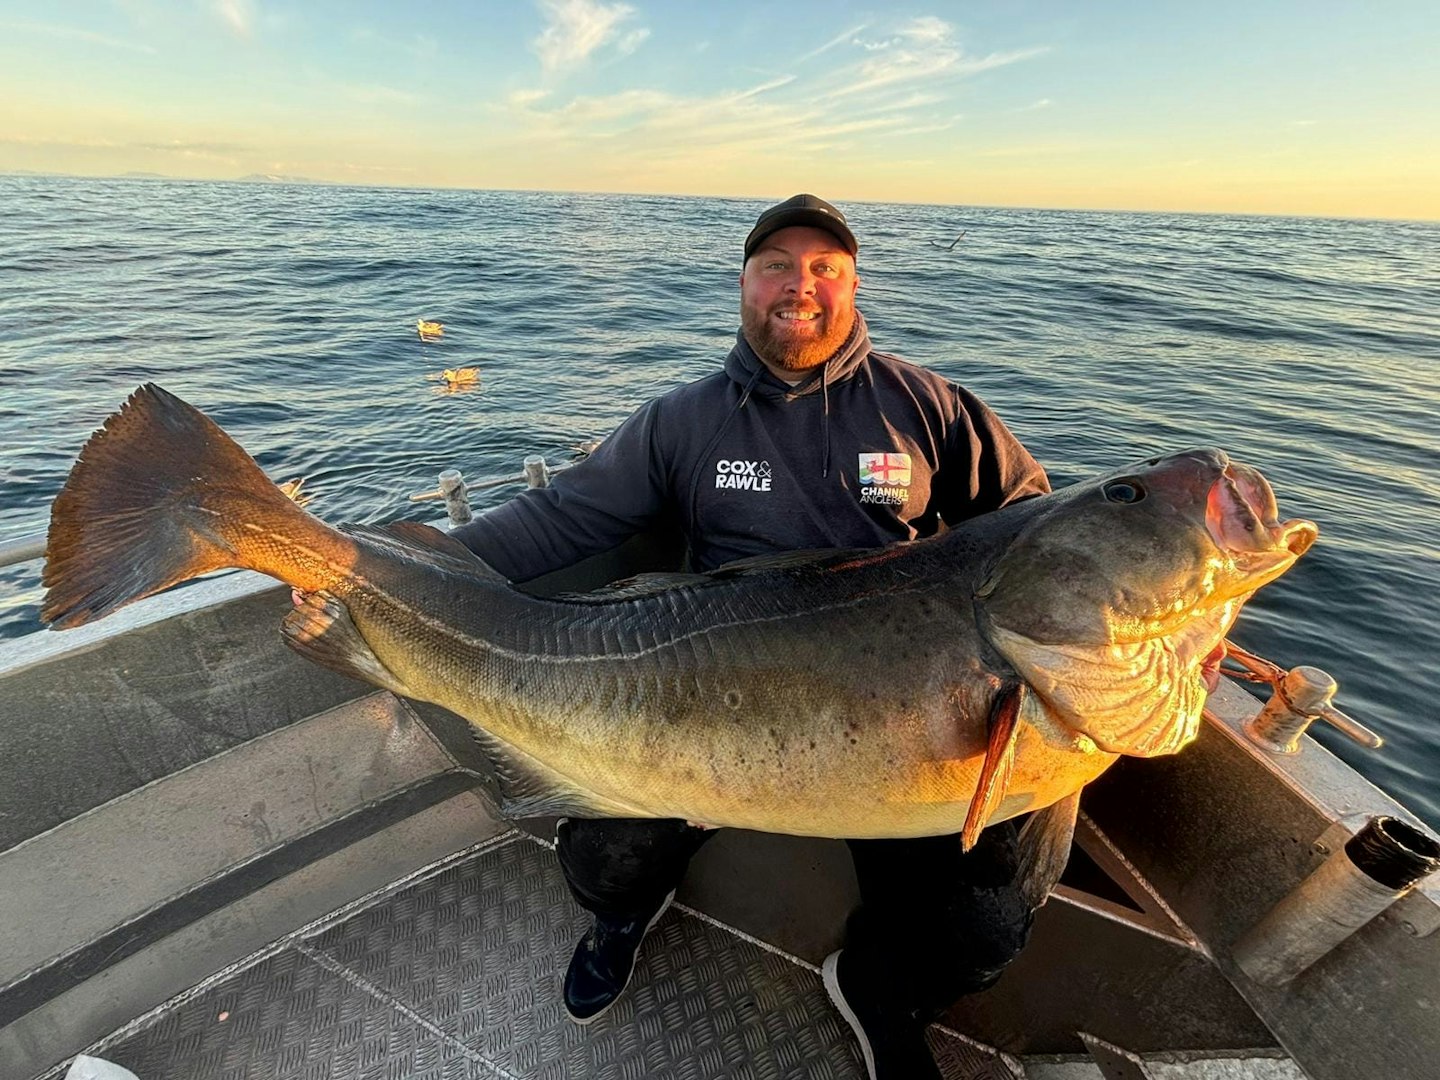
left=281, top=591, right=415, bottom=696
left=1014, top=790, right=1081, bottom=910
left=43, top=384, right=348, bottom=628
left=469, top=726, right=654, bottom=822
left=961, top=682, right=1025, bottom=852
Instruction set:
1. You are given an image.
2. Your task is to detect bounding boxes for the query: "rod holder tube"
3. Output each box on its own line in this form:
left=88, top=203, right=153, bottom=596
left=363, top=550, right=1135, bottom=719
left=437, top=469, right=472, bottom=526
left=1232, top=816, right=1440, bottom=985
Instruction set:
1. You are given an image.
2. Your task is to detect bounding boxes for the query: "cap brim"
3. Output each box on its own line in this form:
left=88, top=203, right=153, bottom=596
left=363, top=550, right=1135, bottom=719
left=745, top=211, right=857, bottom=261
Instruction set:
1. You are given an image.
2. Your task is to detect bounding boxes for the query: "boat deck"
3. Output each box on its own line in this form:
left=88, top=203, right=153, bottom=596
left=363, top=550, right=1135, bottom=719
left=69, top=831, right=1019, bottom=1080
left=9, top=574, right=1425, bottom=1080
left=50, top=828, right=1312, bottom=1080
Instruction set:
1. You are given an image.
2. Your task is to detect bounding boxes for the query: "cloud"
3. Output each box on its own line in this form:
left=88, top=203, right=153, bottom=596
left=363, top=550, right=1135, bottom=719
left=0, top=135, right=242, bottom=164
left=899, top=16, right=951, bottom=45
left=335, top=83, right=426, bottom=106
left=214, top=0, right=255, bottom=38
left=887, top=119, right=962, bottom=137
left=508, top=88, right=552, bottom=108
left=268, top=159, right=419, bottom=177
left=730, top=75, right=797, bottom=102
left=975, top=143, right=1091, bottom=158
left=795, top=24, right=868, bottom=64
left=135, top=139, right=249, bottom=156
left=0, top=19, right=156, bottom=53
left=532, top=0, right=647, bottom=75
left=496, top=77, right=905, bottom=166
left=490, top=13, right=1050, bottom=174
left=1015, top=98, right=1053, bottom=112
left=822, top=17, right=1048, bottom=103
left=0, top=135, right=122, bottom=149
left=349, top=26, right=440, bottom=61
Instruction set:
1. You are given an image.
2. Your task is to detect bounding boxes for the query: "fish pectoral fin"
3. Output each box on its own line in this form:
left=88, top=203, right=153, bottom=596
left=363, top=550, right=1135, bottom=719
left=281, top=591, right=415, bottom=697
left=961, top=682, right=1025, bottom=852
left=1015, top=790, right=1081, bottom=910
left=468, top=727, right=651, bottom=821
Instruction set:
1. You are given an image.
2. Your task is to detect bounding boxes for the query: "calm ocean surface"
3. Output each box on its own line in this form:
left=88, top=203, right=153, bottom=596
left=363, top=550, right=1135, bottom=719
left=1, top=175, right=1436, bottom=828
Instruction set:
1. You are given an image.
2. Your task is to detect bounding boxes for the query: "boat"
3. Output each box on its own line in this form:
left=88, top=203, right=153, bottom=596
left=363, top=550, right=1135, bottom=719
left=1, top=458, right=1436, bottom=1080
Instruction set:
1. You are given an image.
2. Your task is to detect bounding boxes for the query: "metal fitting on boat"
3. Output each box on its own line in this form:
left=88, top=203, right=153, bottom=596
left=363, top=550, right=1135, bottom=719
left=1232, top=815, right=1440, bottom=986
left=437, top=469, right=472, bottom=525
left=1242, top=665, right=1382, bottom=753
left=523, top=455, right=550, bottom=488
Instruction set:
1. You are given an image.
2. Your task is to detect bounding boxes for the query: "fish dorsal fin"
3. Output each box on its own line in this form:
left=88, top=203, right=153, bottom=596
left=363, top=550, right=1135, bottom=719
left=556, top=572, right=714, bottom=603
left=342, top=521, right=505, bottom=581
left=961, top=682, right=1026, bottom=851
left=467, top=726, right=652, bottom=821
left=281, top=591, right=415, bottom=696
left=712, top=545, right=909, bottom=576
left=556, top=544, right=915, bottom=604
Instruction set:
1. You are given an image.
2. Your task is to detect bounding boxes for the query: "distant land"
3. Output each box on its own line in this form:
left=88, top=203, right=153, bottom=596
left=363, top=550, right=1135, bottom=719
left=235, top=173, right=320, bottom=185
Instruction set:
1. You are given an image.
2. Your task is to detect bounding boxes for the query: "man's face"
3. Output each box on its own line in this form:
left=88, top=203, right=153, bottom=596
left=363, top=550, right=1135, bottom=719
left=740, top=226, right=859, bottom=375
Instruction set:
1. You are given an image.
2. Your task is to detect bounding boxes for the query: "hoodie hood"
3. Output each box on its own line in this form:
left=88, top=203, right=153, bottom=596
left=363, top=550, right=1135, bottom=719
left=724, top=310, right=872, bottom=401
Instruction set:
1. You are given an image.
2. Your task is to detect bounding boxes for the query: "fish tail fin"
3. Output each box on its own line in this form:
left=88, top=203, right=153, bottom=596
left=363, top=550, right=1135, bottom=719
left=43, top=383, right=343, bottom=628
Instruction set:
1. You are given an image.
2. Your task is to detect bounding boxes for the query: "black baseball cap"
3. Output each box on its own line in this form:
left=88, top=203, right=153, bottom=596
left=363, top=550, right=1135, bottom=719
left=743, top=193, right=858, bottom=263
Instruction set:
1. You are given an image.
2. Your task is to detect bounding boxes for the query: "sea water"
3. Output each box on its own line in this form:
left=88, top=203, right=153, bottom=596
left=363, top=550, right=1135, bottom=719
left=1, top=175, right=1436, bottom=827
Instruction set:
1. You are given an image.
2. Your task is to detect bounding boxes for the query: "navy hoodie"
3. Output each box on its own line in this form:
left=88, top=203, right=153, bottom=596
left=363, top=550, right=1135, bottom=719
left=451, top=311, right=1048, bottom=580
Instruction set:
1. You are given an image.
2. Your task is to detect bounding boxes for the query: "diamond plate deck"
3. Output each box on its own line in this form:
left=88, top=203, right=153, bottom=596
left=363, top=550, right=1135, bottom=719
left=86, top=835, right=1018, bottom=1080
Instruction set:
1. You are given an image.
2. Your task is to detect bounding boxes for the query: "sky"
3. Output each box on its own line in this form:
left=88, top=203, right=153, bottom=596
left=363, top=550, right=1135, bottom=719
left=2, top=1, right=1438, bottom=220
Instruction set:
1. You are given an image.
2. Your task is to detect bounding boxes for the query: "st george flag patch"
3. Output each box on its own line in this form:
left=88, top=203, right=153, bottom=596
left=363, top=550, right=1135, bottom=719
left=858, top=452, right=912, bottom=487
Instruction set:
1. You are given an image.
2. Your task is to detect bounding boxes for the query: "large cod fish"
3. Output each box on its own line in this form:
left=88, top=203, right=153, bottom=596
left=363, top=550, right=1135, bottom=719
left=43, top=385, right=1317, bottom=846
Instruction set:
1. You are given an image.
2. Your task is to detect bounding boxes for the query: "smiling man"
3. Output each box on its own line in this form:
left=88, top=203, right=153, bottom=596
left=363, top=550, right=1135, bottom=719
left=740, top=211, right=858, bottom=375
left=451, top=194, right=1057, bottom=1080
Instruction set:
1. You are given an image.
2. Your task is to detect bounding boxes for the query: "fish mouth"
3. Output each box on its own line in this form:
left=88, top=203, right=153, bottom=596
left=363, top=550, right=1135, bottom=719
left=1206, top=461, right=1317, bottom=572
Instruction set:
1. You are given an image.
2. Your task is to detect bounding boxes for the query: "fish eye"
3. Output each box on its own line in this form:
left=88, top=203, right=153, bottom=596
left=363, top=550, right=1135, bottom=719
left=1103, top=479, right=1146, bottom=504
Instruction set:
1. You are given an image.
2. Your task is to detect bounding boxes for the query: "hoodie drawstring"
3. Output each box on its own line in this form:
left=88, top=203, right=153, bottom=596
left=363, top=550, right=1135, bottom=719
left=688, top=365, right=765, bottom=528
left=821, top=363, right=831, bottom=478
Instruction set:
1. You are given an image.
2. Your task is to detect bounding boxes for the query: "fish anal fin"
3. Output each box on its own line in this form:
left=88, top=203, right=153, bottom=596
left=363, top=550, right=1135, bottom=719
left=281, top=591, right=414, bottom=697
left=961, top=683, right=1025, bottom=852
left=468, top=726, right=651, bottom=822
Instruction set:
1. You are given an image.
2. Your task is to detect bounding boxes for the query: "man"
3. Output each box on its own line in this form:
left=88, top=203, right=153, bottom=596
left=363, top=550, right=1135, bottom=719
left=450, top=194, right=1054, bottom=1080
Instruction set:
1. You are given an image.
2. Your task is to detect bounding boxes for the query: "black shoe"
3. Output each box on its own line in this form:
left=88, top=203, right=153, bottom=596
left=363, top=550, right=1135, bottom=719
left=563, top=890, right=676, bottom=1025
left=822, top=950, right=942, bottom=1080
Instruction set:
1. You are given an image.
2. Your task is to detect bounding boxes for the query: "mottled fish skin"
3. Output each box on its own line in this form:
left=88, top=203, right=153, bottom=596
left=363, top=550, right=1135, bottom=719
left=43, top=386, right=1316, bottom=839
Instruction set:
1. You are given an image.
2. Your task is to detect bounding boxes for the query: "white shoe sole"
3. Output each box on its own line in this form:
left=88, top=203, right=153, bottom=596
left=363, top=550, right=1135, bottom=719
left=567, top=889, right=676, bottom=1026
left=822, top=951, right=877, bottom=1080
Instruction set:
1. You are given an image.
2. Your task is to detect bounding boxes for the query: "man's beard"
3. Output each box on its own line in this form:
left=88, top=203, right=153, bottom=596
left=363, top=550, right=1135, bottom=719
left=741, top=302, right=855, bottom=372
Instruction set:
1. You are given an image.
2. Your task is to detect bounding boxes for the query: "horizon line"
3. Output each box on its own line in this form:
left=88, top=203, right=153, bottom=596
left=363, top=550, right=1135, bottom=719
left=2, top=169, right=1435, bottom=226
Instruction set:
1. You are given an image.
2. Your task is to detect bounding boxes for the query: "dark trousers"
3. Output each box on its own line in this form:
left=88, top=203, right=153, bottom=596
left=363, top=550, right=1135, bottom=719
left=556, top=814, right=1045, bottom=1022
